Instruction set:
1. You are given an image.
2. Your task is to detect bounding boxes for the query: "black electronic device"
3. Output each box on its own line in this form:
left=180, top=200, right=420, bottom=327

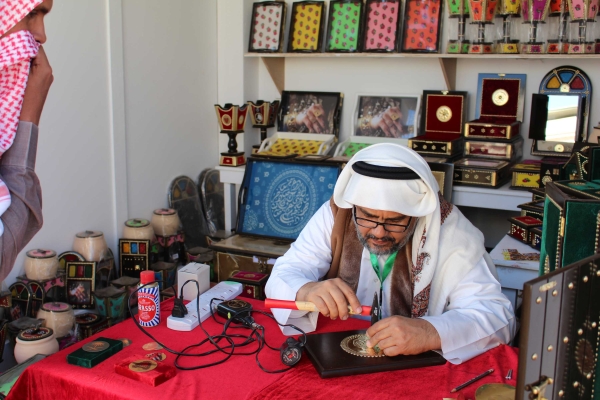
left=280, top=337, right=303, bottom=367
left=216, top=299, right=254, bottom=327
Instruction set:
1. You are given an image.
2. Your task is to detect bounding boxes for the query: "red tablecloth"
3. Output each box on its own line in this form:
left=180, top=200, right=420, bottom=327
left=7, top=299, right=518, bottom=400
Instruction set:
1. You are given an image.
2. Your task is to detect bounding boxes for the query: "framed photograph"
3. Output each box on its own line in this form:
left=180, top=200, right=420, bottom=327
left=278, top=91, right=344, bottom=137
left=353, top=94, right=420, bottom=139
left=287, top=1, right=326, bottom=52
left=65, top=261, right=96, bottom=309
left=248, top=2, right=286, bottom=53
left=400, top=0, right=443, bottom=53
left=325, top=0, right=365, bottom=53
left=362, top=0, right=402, bottom=52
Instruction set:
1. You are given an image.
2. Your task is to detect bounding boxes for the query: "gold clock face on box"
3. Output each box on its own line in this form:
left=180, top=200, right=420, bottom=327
left=492, top=89, right=509, bottom=106
left=436, top=106, right=452, bottom=122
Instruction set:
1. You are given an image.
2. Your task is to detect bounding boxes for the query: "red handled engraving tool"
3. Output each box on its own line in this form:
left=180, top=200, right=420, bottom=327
left=264, top=298, right=372, bottom=317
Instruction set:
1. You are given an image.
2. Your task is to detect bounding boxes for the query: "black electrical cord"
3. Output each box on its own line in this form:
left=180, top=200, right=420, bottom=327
left=127, top=279, right=307, bottom=373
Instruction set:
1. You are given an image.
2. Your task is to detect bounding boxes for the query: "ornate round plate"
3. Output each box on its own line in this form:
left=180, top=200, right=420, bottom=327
left=492, top=89, right=509, bottom=106
left=475, top=383, right=516, bottom=400
left=436, top=106, right=452, bottom=122
left=340, top=334, right=385, bottom=358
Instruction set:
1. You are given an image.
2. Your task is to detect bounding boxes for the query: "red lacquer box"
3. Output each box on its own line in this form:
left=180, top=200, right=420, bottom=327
left=227, top=270, right=269, bottom=300
left=409, top=91, right=468, bottom=157
left=465, top=74, right=526, bottom=141
left=508, top=216, right=543, bottom=244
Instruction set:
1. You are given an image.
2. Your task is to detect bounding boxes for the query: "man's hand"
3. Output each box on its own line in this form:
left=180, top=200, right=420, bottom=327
left=366, top=315, right=441, bottom=356
left=296, top=278, right=362, bottom=320
left=296, top=103, right=327, bottom=133
left=371, top=106, right=403, bottom=138
left=20, top=46, right=53, bottom=126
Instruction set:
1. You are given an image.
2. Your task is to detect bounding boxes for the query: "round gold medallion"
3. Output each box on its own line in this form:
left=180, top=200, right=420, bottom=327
left=142, top=342, right=163, bottom=351
left=554, top=143, right=565, bottom=152
left=340, top=334, right=385, bottom=358
left=475, top=383, right=516, bottom=400
left=436, top=106, right=452, bottom=122
left=82, top=341, right=110, bottom=353
left=129, top=360, right=157, bottom=373
left=492, top=89, right=509, bottom=106
left=560, top=83, right=571, bottom=93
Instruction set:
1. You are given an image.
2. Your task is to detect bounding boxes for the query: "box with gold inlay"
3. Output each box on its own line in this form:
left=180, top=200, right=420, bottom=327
left=508, top=216, right=543, bottom=244
left=453, top=159, right=512, bottom=188
left=409, top=90, right=468, bottom=157
left=464, top=74, right=526, bottom=141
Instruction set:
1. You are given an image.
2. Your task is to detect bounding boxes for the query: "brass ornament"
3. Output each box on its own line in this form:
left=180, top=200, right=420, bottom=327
left=436, top=106, right=452, bottom=122
left=475, top=383, right=516, bottom=400
left=554, top=143, right=565, bottom=153
left=83, top=341, right=110, bottom=353
left=340, top=334, right=385, bottom=357
left=129, top=359, right=157, bottom=373
left=492, top=89, right=509, bottom=106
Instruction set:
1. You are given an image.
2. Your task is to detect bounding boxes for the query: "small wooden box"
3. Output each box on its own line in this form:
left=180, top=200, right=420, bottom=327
left=465, top=74, right=525, bottom=141
left=67, top=337, right=123, bottom=368
left=76, top=313, right=111, bottom=340
left=529, top=187, right=545, bottom=202
left=227, top=271, right=269, bottom=300
left=453, top=159, right=512, bottom=188
left=518, top=200, right=545, bottom=221
left=465, top=137, right=523, bottom=161
left=409, top=91, right=468, bottom=157
left=540, top=157, right=567, bottom=188
left=510, top=163, right=541, bottom=190
left=508, top=216, right=543, bottom=244
left=530, top=227, right=542, bottom=250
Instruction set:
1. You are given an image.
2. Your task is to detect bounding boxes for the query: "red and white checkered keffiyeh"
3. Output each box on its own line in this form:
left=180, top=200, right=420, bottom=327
left=0, top=0, right=42, bottom=235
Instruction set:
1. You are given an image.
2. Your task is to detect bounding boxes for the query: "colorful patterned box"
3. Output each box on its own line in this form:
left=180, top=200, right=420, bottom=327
left=248, top=2, right=286, bottom=52
left=326, top=1, right=364, bottom=52
left=363, top=0, right=401, bottom=52
left=288, top=1, right=325, bottom=52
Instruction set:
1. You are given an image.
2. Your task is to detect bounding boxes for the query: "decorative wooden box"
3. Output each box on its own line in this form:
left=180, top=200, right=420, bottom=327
left=453, top=159, right=512, bottom=188
left=227, top=271, right=269, bottom=300
left=464, top=136, right=523, bottom=161
left=508, top=216, right=543, bottom=244
left=529, top=227, right=542, bottom=250
left=510, top=163, right=541, bottom=190
left=464, top=74, right=526, bottom=141
left=409, top=90, right=467, bottom=157
left=539, top=157, right=567, bottom=188
left=517, top=199, right=545, bottom=220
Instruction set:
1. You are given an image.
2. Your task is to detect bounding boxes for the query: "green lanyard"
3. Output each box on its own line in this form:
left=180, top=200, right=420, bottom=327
left=369, top=251, right=398, bottom=290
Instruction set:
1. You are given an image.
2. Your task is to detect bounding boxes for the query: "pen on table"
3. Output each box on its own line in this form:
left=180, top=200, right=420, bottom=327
left=264, top=298, right=372, bottom=316
left=450, top=368, right=494, bottom=393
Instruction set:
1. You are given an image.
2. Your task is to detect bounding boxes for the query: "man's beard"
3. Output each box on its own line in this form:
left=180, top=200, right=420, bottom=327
left=355, top=220, right=417, bottom=255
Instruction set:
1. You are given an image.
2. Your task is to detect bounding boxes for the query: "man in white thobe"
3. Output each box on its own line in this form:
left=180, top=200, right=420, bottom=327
left=265, top=143, right=515, bottom=364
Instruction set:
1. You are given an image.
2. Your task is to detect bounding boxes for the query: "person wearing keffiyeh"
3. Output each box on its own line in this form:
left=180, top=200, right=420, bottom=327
left=266, top=143, right=515, bottom=364
left=0, top=0, right=53, bottom=279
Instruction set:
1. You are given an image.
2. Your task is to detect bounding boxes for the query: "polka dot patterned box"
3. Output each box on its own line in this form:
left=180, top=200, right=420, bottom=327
left=287, top=1, right=326, bottom=52
left=325, top=0, right=364, bottom=53
left=248, top=1, right=286, bottom=53
left=362, top=0, right=402, bottom=52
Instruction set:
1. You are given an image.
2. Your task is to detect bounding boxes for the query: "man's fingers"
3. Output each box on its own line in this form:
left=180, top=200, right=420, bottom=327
left=335, top=281, right=362, bottom=314
left=309, top=296, right=331, bottom=317
left=382, top=114, right=399, bottom=137
left=377, top=120, right=393, bottom=137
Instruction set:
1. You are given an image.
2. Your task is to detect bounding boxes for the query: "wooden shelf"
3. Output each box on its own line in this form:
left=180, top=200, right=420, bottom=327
left=246, top=52, right=600, bottom=94
left=452, top=182, right=531, bottom=211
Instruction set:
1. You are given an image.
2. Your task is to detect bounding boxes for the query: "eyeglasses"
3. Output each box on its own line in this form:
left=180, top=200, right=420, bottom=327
left=353, top=207, right=413, bottom=233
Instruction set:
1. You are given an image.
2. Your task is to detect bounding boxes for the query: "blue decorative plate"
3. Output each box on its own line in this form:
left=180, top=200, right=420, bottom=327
left=238, top=159, right=340, bottom=240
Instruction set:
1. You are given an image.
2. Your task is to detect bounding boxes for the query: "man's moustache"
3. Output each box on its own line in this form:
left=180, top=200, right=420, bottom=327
left=366, top=234, right=394, bottom=243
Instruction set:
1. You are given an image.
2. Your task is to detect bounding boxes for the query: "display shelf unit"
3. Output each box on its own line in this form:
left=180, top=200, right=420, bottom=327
left=245, top=52, right=600, bottom=93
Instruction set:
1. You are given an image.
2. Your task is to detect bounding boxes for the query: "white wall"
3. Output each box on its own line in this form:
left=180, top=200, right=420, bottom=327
left=121, top=0, right=218, bottom=217
left=7, top=0, right=219, bottom=286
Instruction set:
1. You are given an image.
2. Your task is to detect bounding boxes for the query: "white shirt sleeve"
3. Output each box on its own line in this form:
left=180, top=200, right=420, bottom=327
left=420, top=257, right=516, bottom=364
left=265, top=201, right=334, bottom=332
